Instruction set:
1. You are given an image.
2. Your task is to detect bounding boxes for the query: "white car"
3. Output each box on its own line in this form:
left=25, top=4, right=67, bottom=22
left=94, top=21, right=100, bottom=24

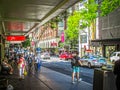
left=110, top=51, right=120, bottom=63
left=41, top=53, right=50, bottom=59
left=80, top=55, right=107, bottom=68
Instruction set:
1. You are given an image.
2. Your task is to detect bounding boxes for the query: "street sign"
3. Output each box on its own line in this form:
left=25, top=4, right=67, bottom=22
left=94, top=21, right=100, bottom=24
left=36, top=47, right=41, bottom=52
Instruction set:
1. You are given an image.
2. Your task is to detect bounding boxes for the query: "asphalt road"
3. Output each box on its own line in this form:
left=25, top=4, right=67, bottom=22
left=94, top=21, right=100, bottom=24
left=41, top=57, right=94, bottom=84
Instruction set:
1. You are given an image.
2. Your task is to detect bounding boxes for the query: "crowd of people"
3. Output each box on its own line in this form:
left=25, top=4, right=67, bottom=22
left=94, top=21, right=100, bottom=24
left=1, top=47, right=120, bottom=90
left=1, top=47, right=42, bottom=80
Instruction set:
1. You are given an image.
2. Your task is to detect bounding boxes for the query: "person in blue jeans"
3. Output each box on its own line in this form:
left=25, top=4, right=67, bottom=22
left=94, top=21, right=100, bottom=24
left=35, top=53, right=42, bottom=72
left=71, top=51, right=82, bottom=84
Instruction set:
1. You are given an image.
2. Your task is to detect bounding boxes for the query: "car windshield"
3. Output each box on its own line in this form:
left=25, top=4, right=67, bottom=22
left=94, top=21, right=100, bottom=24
left=89, top=55, right=97, bottom=59
left=96, top=55, right=106, bottom=62
left=89, top=55, right=105, bottom=59
left=110, top=53, right=116, bottom=57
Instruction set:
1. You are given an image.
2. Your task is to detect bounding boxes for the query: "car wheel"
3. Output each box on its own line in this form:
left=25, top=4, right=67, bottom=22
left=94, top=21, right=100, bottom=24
left=88, top=63, right=91, bottom=68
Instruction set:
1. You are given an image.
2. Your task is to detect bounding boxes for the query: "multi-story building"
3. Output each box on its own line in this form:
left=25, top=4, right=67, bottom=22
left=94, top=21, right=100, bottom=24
left=33, top=1, right=91, bottom=55
left=91, top=3, right=120, bottom=58
left=34, top=22, right=58, bottom=52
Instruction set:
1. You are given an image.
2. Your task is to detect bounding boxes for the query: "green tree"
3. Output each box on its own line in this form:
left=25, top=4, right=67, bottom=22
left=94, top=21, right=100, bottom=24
left=64, top=0, right=120, bottom=49
left=80, top=0, right=98, bottom=27
left=65, top=0, right=98, bottom=48
left=65, top=11, right=82, bottom=48
left=22, top=38, right=31, bottom=48
left=100, top=0, right=120, bottom=16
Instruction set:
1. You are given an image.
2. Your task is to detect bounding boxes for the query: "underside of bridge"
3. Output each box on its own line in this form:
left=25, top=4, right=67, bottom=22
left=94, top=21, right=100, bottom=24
left=0, top=0, right=79, bottom=36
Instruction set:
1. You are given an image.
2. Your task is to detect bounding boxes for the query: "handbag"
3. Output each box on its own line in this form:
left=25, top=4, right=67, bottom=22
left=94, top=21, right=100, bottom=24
left=24, top=70, right=27, bottom=76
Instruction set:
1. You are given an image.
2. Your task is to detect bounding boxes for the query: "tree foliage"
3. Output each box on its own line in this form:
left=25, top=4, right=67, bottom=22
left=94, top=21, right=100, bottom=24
left=80, top=0, right=98, bottom=26
left=65, top=0, right=98, bottom=47
left=65, top=11, right=81, bottom=40
left=22, top=38, right=31, bottom=48
left=63, top=0, right=120, bottom=48
left=65, top=11, right=82, bottom=48
left=100, top=0, right=120, bottom=16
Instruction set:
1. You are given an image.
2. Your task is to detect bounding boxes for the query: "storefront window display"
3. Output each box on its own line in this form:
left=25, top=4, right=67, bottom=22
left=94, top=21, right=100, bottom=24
left=105, top=46, right=116, bottom=58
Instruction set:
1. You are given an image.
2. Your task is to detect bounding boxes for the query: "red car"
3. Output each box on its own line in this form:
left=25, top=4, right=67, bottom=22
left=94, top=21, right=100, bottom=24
left=59, top=52, right=73, bottom=60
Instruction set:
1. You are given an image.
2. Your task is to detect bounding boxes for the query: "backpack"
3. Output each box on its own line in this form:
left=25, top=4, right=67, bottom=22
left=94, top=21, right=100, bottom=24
left=71, top=56, right=80, bottom=67
left=71, top=58, right=76, bottom=65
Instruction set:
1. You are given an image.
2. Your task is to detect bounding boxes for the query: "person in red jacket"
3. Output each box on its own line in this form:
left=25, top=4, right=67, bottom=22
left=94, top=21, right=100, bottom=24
left=18, top=54, right=26, bottom=79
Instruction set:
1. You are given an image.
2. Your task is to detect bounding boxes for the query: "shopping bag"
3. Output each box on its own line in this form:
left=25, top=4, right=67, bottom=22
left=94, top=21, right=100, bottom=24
left=24, top=70, right=27, bottom=76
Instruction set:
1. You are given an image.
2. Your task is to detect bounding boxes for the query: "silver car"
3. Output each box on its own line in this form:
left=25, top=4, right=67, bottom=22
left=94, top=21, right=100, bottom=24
left=80, top=55, right=107, bottom=68
left=41, top=52, right=50, bottom=59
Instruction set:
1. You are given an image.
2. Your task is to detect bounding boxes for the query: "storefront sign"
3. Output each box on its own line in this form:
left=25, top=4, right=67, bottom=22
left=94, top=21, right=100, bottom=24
left=6, top=35, right=26, bottom=41
left=7, top=22, right=24, bottom=31
left=51, top=42, right=57, bottom=46
left=61, top=32, right=64, bottom=42
left=86, top=49, right=93, bottom=52
left=36, top=47, right=41, bottom=52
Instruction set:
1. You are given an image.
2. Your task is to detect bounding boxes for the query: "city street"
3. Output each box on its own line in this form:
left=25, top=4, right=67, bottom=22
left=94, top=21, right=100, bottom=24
left=42, top=57, right=94, bottom=84
left=0, top=0, right=119, bottom=90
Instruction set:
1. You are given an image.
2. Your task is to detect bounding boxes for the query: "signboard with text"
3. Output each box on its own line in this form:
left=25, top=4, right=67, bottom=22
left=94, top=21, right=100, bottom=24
left=7, top=22, right=24, bottom=31
left=6, top=35, right=26, bottom=41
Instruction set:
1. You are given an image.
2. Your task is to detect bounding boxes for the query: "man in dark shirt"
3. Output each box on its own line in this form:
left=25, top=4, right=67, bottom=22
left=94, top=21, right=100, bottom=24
left=71, top=51, right=82, bottom=84
left=113, top=59, right=120, bottom=90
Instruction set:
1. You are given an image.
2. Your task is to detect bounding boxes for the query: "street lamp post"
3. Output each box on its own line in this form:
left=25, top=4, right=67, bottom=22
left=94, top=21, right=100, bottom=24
left=79, top=20, right=83, bottom=57
left=79, top=30, right=82, bottom=57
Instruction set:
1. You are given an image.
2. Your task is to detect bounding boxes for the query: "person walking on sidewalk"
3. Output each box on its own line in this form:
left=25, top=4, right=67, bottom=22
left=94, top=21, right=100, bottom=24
left=17, top=54, right=26, bottom=79
left=34, top=53, right=42, bottom=72
left=27, top=53, right=34, bottom=72
left=113, top=59, right=120, bottom=90
left=71, top=51, right=82, bottom=84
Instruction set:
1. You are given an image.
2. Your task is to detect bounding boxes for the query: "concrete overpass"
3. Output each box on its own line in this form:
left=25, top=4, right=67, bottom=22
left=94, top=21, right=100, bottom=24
left=0, top=0, right=80, bottom=60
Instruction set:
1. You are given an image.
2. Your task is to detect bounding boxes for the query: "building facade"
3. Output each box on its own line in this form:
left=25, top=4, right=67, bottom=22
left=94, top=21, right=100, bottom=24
left=91, top=7, right=120, bottom=58
left=34, top=22, right=58, bottom=51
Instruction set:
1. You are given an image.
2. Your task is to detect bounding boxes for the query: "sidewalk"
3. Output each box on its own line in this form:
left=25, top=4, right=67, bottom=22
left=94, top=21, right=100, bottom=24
left=33, top=67, right=93, bottom=90
left=3, top=66, right=93, bottom=90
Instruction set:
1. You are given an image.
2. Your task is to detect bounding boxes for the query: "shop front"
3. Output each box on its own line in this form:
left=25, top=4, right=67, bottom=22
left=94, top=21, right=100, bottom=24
left=91, top=38, right=120, bottom=59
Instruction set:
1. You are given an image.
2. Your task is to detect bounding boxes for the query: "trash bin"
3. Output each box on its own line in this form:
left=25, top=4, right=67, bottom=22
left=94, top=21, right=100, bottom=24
left=93, top=68, right=117, bottom=90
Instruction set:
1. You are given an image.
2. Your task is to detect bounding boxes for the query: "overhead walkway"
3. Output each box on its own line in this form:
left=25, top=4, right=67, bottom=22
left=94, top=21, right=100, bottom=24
left=2, top=66, right=92, bottom=90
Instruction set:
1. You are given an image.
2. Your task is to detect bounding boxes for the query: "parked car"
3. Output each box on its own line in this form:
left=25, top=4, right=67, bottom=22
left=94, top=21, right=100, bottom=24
left=97, top=55, right=107, bottom=66
left=59, top=52, right=73, bottom=60
left=41, top=52, right=50, bottom=59
left=110, top=51, right=120, bottom=63
left=80, top=55, right=107, bottom=68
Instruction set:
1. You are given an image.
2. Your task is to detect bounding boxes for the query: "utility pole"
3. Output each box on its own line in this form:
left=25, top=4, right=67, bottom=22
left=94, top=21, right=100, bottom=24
left=79, top=29, right=83, bottom=57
